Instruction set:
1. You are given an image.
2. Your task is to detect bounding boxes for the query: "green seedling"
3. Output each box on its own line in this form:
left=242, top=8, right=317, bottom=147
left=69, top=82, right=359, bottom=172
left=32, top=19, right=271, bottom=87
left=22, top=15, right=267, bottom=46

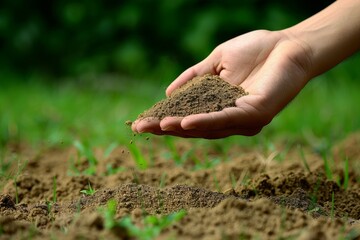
left=80, top=182, right=96, bottom=196
left=13, top=158, right=27, bottom=204
left=163, top=137, right=197, bottom=166
left=128, top=142, right=148, bottom=170
left=74, top=140, right=98, bottom=175
left=119, top=210, right=186, bottom=240
left=159, top=173, right=167, bottom=189
left=310, top=177, right=321, bottom=206
left=100, top=199, right=186, bottom=240
left=322, top=153, right=333, bottom=180
left=342, top=157, right=349, bottom=191
left=331, top=191, right=335, bottom=220
left=0, top=150, right=13, bottom=179
left=212, top=170, right=221, bottom=192
left=229, top=170, right=250, bottom=190
left=164, top=136, right=182, bottom=165
left=192, top=154, right=221, bottom=171
left=53, top=176, right=57, bottom=203
left=105, top=163, right=126, bottom=175
left=103, top=142, right=118, bottom=158
left=298, top=145, right=311, bottom=173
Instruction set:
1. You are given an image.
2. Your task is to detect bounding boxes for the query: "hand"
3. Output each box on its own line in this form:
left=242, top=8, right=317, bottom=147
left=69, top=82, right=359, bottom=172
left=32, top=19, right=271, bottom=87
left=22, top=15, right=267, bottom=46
left=132, top=30, right=312, bottom=138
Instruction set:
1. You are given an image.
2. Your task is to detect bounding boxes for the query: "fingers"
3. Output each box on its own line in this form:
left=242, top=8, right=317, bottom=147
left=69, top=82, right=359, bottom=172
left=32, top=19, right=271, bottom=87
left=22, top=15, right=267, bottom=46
left=132, top=115, right=262, bottom=138
left=166, top=55, right=220, bottom=97
left=132, top=118, right=161, bottom=134
left=169, top=127, right=262, bottom=139
left=159, top=116, right=183, bottom=131
left=180, top=104, right=266, bottom=132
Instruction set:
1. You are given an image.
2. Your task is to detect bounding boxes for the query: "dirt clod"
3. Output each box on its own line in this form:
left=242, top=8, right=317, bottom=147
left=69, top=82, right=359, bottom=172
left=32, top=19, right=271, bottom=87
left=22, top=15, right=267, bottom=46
left=137, top=74, right=248, bottom=120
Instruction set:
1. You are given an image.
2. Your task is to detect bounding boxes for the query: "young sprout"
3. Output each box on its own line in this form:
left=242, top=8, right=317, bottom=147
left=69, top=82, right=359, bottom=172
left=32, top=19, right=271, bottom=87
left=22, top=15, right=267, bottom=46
left=128, top=142, right=148, bottom=170
left=322, top=153, right=333, bottom=180
left=80, top=182, right=97, bottom=196
left=331, top=191, right=335, bottom=220
left=298, top=145, right=311, bottom=173
left=73, top=140, right=98, bottom=176
left=53, top=176, right=57, bottom=203
left=342, top=157, right=349, bottom=191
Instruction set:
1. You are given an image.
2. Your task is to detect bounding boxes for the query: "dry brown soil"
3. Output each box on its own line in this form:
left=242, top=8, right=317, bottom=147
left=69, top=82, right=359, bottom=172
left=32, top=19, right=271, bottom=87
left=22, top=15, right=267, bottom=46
left=1, top=75, right=360, bottom=239
left=1, top=135, right=360, bottom=239
left=137, top=74, right=247, bottom=120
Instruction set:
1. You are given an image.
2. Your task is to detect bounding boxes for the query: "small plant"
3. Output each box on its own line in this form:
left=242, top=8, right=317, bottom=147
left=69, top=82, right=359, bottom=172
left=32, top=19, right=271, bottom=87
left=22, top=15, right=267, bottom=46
left=105, top=163, right=125, bottom=175
left=330, top=191, right=335, bottom=220
left=192, top=154, right=221, bottom=171
left=80, top=182, right=96, bottom=196
left=322, top=153, right=333, bottom=180
left=128, top=142, right=148, bottom=170
left=159, top=173, right=167, bottom=189
left=52, top=176, right=57, bottom=203
left=13, top=158, right=27, bottom=204
left=100, top=199, right=186, bottom=240
left=229, top=170, right=250, bottom=190
left=163, top=136, right=182, bottom=165
left=74, top=140, right=98, bottom=175
left=342, top=157, right=349, bottom=191
left=298, top=145, right=311, bottom=173
left=212, top=170, right=221, bottom=192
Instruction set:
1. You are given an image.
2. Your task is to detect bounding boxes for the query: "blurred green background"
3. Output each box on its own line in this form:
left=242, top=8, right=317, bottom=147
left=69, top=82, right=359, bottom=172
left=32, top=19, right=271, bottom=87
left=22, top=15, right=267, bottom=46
left=1, top=0, right=332, bottom=81
left=1, top=0, right=360, bottom=152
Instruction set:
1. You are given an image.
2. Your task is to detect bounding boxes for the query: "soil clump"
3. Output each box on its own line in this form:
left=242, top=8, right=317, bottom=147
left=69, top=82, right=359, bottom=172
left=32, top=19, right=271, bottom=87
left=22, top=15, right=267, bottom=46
left=137, top=74, right=247, bottom=120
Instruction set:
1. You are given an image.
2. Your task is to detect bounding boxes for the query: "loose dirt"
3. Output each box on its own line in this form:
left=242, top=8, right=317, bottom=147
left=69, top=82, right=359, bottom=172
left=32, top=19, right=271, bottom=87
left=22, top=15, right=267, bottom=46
left=1, top=133, right=360, bottom=239
left=137, top=74, right=247, bottom=120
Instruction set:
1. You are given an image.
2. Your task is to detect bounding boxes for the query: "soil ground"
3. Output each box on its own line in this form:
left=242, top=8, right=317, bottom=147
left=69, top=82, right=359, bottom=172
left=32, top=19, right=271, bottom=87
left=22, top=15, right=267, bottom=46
left=1, top=75, right=360, bottom=239
left=1, top=133, right=360, bottom=239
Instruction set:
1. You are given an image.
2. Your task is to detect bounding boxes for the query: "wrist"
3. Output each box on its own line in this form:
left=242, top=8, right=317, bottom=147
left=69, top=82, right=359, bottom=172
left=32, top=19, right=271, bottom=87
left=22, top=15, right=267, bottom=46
left=283, top=0, right=360, bottom=79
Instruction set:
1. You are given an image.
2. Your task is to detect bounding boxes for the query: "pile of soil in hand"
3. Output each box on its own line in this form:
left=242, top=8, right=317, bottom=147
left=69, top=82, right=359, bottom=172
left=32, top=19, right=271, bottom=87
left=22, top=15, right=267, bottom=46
left=137, top=74, right=248, bottom=120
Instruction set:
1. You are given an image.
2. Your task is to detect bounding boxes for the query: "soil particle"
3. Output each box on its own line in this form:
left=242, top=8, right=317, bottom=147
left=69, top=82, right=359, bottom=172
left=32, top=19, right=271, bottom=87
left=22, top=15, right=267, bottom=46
left=137, top=74, right=247, bottom=120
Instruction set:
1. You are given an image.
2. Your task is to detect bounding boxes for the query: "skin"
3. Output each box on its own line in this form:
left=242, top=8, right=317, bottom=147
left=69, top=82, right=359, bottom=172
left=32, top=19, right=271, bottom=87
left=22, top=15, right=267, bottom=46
left=132, top=0, right=360, bottom=139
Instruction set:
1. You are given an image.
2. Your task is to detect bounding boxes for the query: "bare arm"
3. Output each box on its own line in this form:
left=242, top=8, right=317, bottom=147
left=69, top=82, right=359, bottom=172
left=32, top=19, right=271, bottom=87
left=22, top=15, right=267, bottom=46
left=284, top=0, right=360, bottom=79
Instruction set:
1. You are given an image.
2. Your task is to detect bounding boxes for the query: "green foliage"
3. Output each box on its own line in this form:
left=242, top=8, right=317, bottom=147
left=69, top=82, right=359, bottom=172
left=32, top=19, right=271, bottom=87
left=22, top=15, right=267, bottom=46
left=128, top=142, right=148, bottom=170
left=80, top=182, right=96, bottom=196
left=71, top=140, right=98, bottom=176
left=1, top=0, right=331, bottom=80
left=331, top=191, right=335, bottom=220
left=119, top=210, right=186, bottom=240
left=342, top=158, right=349, bottom=191
left=100, top=199, right=186, bottom=240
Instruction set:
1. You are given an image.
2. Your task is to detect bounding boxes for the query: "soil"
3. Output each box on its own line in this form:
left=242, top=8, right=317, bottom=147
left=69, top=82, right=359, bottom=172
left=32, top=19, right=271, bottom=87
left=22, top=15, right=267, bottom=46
left=1, top=134, right=360, bottom=239
left=137, top=74, right=247, bottom=120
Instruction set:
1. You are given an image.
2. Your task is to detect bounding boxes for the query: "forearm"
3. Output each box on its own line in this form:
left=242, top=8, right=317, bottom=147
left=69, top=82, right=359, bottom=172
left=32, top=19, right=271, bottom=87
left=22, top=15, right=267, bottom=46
left=284, top=0, right=360, bottom=79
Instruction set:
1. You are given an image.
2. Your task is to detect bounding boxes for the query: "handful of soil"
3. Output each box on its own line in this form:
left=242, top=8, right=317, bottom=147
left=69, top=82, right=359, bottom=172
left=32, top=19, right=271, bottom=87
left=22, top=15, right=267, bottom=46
left=137, top=74, right=248, bottom=120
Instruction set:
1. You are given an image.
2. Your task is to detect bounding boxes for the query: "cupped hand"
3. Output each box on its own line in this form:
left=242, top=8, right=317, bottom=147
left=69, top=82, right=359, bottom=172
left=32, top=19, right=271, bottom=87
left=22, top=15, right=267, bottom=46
left=132, top=30, right=313, bottom=138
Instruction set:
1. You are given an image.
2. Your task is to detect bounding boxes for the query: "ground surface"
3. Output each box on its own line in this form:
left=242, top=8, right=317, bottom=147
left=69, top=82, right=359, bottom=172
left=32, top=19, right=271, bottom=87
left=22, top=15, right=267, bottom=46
left=1, top=133, right=360, bottom=239
left=1, top=75, right=360, bottom=239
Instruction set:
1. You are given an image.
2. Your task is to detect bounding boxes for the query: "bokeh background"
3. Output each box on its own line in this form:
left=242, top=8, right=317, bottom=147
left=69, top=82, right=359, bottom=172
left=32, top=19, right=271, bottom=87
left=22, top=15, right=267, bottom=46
left=1, top=0, right=360, bottom=151
left=2, top=0, right=333, bottom=82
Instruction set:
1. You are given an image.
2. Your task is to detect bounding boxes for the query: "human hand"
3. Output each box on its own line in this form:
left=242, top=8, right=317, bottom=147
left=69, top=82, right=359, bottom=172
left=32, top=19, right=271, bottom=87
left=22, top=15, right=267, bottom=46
left=132, top=30, right=312, bottom=138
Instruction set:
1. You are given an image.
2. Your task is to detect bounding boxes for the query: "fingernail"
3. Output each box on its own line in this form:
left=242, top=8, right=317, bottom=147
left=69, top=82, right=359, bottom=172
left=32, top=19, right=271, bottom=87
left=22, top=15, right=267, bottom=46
left=161, top=126, right=176, bottom=131
left=182, top=125, right=195, bottom=130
